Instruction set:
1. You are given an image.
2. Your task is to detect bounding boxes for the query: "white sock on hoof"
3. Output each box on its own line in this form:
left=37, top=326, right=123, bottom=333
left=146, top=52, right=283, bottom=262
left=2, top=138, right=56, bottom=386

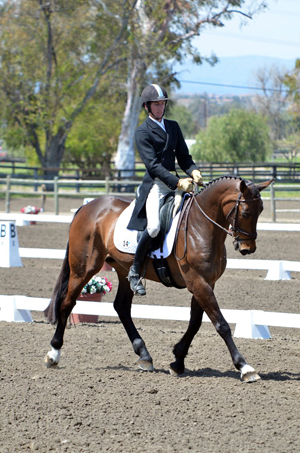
left=241, top=364, right=255, bottom=376
left=47, top=347, right=61, bottom=363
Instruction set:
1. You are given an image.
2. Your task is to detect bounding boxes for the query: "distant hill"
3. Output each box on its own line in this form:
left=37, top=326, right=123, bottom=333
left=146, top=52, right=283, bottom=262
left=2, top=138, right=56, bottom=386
left=173, top=56, right=296, bottom=96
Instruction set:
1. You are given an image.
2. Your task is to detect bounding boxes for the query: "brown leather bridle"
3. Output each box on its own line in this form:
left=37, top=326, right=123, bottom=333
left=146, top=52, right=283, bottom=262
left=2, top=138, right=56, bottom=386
left=174, top=184, right=261, bottom=260
left=225, top=192, right=261, bottom=242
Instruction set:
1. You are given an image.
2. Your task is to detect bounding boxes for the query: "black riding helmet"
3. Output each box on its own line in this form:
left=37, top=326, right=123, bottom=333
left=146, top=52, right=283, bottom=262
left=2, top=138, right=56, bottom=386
left=141, top=84, right=169, bottom=118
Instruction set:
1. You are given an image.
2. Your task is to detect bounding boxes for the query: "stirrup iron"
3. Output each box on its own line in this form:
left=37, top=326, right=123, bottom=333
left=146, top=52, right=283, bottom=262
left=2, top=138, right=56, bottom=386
left=128, top=267, right=146, bottom=296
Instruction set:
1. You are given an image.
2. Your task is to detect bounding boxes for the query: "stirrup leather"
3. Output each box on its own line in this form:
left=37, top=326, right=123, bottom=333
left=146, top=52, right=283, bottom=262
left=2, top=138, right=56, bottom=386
left=128, top=267, right=146, bottom=296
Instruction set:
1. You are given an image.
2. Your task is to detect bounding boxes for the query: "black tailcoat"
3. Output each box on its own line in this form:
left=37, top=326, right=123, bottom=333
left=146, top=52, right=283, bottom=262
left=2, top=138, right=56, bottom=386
left=127, top=117, right=198, bottom=231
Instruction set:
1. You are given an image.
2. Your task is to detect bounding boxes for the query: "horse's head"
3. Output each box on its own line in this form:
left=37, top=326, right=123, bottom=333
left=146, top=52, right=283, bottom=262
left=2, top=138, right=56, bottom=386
left=228, top=179, right=273, bottom=255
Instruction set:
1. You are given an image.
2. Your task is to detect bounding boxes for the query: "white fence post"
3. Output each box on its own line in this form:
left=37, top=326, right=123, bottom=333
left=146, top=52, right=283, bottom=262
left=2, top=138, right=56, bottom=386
left=234, top=310, right=271, bottom=339
left=0, top=295, right=32, bottom=322
left=265, top=261, right=291, bottom=280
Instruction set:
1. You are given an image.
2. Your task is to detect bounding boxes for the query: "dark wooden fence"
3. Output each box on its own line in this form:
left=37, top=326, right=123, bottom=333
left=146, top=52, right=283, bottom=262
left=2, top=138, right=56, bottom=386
left=0, top=161, right=299, bottom=188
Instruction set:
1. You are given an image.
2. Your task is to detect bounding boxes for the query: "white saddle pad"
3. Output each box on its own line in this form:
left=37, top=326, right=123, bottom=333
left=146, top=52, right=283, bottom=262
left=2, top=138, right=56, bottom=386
left=114, top=199, right=183, bottom=259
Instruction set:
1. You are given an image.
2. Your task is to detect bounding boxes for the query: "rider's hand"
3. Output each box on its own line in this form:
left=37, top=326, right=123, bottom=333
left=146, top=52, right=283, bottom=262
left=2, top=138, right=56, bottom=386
left=177, top=178, right=194, bottom=193
left=191, top=169, right=203, bottom=186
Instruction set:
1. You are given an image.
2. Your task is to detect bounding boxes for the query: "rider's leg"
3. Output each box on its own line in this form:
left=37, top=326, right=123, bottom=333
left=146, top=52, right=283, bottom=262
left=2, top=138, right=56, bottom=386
left=128, top=182, right=162, bottom=296
left=128, top=228, right=153, bottom=295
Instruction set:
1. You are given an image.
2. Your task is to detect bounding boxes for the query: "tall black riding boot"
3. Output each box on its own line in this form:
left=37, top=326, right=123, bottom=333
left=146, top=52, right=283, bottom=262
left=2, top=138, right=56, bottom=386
left=128, top=229, right=153, bottom=296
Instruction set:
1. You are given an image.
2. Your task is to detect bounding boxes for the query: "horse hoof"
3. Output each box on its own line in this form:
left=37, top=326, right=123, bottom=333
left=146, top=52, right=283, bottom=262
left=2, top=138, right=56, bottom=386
left=137, top=359, right=154, bottom=371
left=169, top=367, right=180, bottom=377
left=169, top=362, right=184, bottom=377
left=44, top=354, right=58, bottom=368
left=44, top=347, right=61, bottom=368
left=242, top=371, right=261, bottom=383
left=241, top=364, right=261, bottom=383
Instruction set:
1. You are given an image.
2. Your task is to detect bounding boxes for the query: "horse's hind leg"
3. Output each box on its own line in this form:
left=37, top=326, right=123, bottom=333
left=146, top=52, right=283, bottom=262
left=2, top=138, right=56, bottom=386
left=113, top=266, right=154, bottom=371
left=45, top=288, right=85, bottom=368
left=170, top=296, right=204, bottom=376
left=45, top=244, right=104, bottom=368
left=44, top=275, right=87, bottom=368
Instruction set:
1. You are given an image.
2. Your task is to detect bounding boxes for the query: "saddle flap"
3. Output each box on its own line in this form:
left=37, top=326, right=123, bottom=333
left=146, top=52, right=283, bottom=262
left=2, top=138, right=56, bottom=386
left=152, top=256, right=186, bottom=289
left=113, top=193, right=190, bottom=258
left=151, top=192, right=175, bottom=251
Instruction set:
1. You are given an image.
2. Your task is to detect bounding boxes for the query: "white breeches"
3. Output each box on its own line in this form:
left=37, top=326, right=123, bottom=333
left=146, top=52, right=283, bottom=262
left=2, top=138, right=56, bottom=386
left=145, top=178, right=173, bottom=238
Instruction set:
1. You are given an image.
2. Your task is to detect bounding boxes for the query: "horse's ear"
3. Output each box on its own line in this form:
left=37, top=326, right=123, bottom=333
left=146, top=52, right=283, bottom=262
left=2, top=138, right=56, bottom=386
left=239, top=179, right=247, bottom=195
left=256, top=179, right=274, bottom=192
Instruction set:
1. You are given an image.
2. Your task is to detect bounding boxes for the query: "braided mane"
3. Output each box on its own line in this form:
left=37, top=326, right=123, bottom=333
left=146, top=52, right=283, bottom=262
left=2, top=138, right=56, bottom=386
left=198, top=175, right=260, bottom=198
left=198, top=175, right=243, bottom=194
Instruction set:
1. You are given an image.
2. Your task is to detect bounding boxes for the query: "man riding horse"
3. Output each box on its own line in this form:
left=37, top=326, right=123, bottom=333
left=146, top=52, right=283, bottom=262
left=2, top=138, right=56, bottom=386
left=127, top=83, right=203, bottom=296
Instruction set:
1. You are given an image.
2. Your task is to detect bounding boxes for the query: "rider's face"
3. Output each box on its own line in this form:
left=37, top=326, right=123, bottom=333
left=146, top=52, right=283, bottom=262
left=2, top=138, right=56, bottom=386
left=148, top=100, right=166, bottom=121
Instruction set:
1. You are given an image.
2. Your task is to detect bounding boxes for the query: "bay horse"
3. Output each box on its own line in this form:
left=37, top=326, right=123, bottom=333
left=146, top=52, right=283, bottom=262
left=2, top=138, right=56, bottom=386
left=44, top=176, right=272, bottom=382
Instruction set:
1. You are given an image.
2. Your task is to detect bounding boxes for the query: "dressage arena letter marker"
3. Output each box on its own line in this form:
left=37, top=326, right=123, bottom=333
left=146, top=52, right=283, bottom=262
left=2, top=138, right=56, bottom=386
left=0, top=221, right=23, bottom=268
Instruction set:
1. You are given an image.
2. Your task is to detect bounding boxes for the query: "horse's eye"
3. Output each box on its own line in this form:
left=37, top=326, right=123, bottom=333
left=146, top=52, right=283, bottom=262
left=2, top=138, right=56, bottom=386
left=242, top=211, right=251, bottom=219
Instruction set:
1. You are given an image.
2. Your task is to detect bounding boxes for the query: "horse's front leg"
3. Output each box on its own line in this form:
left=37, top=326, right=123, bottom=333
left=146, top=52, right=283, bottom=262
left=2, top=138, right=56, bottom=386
left=170, top=296, right=204, bottom=376
left=197, top=282, right=260, bottom=382
left=113, top=268, right=154, bottom=371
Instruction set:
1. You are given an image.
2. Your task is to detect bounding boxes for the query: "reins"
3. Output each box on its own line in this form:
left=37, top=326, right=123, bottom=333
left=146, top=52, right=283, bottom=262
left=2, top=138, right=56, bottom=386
left=174, top=181, right=261, bottom=260
left=194, top=193, right=233, bottom=236
left=174, top=194, right=194, bottom=260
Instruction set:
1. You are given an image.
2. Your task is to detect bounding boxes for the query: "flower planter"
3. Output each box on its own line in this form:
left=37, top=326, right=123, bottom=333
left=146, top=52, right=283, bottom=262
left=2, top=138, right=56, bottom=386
left=21, top=206, right=41, bottom=225
left=70, top=293, right=102, bottom=324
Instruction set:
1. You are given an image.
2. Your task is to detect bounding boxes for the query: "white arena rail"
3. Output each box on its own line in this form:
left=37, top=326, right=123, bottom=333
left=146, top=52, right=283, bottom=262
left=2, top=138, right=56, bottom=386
left=2, top=212, right=296, bottom=280
left=18, top=247, right=300, bottom=281
left=0, top=295, right=300, bottom=339
left=227, top=258, right=300, bottom=280
left=20, top=247, right=66, bottom=259
left=1, top=215, right=299, bottom=338
left=0, top=213, right=72, bottom=224
left=1, top=213, right=300, bottom=231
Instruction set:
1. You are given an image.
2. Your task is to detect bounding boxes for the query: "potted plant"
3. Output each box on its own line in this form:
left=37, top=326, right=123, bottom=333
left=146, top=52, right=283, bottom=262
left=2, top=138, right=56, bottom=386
left=20, top=205, right=42, bottom=225
left=70, top=276, right=112, bottom=324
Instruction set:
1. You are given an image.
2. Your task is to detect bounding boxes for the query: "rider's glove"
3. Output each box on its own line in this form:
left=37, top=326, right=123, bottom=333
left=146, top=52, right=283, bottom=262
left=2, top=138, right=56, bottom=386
left=177, top=178, right=194, bottom=193
left=191, top=169, right=203, bottom=186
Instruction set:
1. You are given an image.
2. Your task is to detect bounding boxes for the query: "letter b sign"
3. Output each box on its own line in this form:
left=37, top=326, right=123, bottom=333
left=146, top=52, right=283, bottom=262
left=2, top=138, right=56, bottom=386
left=0, top=221, right=23, bottom=267
left=1, top=224, right=6, bottom=237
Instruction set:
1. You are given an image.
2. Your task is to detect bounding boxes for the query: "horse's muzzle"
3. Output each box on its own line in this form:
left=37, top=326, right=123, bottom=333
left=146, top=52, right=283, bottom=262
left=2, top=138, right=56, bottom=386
left=234, top=239, right=256, bottom=255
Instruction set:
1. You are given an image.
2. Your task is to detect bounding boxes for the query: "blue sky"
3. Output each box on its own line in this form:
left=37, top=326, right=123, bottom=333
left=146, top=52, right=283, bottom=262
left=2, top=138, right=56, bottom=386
left=194, top=0, right=300, bottom=60
left=174, top=0, right=299, bottom=95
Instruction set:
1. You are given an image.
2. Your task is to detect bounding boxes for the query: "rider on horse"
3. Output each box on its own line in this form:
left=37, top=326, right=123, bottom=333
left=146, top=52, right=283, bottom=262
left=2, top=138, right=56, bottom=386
left=127, top=83, right=203, bottom=296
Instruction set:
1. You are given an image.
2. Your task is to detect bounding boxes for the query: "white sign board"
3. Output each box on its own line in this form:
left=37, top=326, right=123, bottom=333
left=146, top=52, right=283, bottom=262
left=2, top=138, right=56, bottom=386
left=0, top=221, right=23, bottom=268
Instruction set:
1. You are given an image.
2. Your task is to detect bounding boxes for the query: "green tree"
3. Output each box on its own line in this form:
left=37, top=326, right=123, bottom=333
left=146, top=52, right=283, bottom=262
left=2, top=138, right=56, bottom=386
left=0, top=0, right=268, bottom=180
left=115, top=0, right=268, bottom=176
left=192, top=109, right=272, bottom=163
left=0, top=0, right=133, bottom=179
left=63, top=92, right=125, bottom=176
left=166, top=104, right=199, bottom=138
left=283, top=58, right=300, bottom=117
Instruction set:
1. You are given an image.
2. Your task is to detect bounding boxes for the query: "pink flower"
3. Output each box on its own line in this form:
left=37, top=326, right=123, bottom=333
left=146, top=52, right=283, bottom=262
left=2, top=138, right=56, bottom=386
left=107, top=281, right=113, bottom=291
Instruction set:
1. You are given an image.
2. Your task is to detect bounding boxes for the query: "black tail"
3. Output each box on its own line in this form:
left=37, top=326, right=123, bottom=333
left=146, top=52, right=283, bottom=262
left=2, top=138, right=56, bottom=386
left=44, top=242, right=70, bottom=324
